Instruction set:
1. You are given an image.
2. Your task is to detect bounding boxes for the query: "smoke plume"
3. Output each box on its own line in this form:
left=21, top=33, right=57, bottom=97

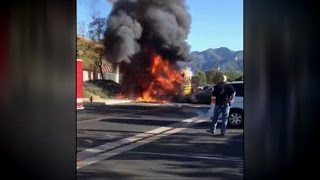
left=104, top=0, right=191, bottom=63
left=107, top=0, right=118, bottom=4
left=103, top=0, right=192, bottom=100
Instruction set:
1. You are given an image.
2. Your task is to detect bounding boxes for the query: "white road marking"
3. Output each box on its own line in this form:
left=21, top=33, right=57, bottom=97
left=77, top=116, right=207, bottom=169
left=104, top=101, right=132, bottom=105
left=77, top=116, right=203, bottom=161
left=126, top=151, right=243, bottom=163
left=77, top=126, right=172, bottom=161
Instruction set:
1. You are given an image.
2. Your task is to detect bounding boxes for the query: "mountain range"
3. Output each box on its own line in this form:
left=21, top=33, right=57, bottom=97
left=178, top=47, right=243, bottom=72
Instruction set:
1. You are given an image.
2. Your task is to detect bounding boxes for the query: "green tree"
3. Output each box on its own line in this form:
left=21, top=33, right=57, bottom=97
left=77, top=21, right=86, bottom=37
left=197, top=71, right=207, bottom=85
left=225, top=71, right=243, bottom=81
left=205, top=70, right=224, bottom=84
left=88, top=15, right=107, bottom=42
left=212, top=71, right=224, bottom=84
left=205, top=70, right=213, bottom=84
left=94, top=43, right=105, bottom=79
left=77, top=36, right=103, bottom=71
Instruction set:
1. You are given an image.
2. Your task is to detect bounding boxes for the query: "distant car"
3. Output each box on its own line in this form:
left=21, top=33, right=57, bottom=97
left=215, top=81, right=244, bottom=127
left=202, top=85, right=213, bottom=92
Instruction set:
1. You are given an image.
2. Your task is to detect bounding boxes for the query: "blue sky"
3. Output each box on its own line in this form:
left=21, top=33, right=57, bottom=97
left=77, top=0, right=243, bottom=52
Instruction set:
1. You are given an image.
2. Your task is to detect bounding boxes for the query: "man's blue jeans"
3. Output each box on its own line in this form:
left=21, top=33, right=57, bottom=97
left=210, top=104, right=230, bottom=135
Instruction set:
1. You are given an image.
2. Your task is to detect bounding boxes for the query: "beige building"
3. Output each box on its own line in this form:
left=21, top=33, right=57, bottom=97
left=82, top=62, right=121, bottom=83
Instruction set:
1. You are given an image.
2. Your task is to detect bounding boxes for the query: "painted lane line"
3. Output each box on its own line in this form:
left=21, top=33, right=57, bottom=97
left=77, top=126, right=172, bottom=161
left=77, top=116, right=201, bottom=161
left=77, top=117, right=206, bottom=169
left=126, top=151, right=243, bottom=163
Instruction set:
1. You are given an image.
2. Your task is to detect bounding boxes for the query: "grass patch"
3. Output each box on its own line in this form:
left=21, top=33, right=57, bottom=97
left=83, top=90, right=92, bottom=98
left=83, top=80, right=121, bottom=99
left=83, top=83, right=109, bottom=99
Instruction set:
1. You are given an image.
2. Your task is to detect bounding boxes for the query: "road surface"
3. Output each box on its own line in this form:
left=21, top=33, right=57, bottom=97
left=77, top=102, right=243, bottom=179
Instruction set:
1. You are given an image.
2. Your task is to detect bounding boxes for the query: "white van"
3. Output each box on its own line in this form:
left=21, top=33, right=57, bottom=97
left=228, top=81, right=244, bottom=127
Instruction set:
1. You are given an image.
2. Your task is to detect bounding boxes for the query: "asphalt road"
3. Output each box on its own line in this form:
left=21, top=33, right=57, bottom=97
left=77, top=102, right=243, bottom=179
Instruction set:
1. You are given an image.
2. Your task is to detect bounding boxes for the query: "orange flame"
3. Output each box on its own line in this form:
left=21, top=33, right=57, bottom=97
left=136, top=53, right=183, bottom=103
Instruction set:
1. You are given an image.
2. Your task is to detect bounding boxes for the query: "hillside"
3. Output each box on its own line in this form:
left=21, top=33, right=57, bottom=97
left=179, top=47, right=243, bottom=72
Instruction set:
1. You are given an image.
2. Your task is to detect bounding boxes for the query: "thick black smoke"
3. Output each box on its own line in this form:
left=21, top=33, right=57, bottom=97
left=104, top=0, right=191, bottom=100
left=107, top=0, right=118, bottom=4
left=104, top=0, right=191, bottom=63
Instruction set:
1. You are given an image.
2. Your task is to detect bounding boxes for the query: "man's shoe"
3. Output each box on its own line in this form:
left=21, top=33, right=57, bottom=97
left=206, top=129, right=215, bottom=134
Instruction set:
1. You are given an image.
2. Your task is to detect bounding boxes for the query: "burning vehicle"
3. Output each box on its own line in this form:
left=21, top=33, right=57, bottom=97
left=104, top=0, right=194, bottom=103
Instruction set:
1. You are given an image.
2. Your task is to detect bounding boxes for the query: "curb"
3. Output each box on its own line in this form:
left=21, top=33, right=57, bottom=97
left=104, top=100, right=133, bottom=105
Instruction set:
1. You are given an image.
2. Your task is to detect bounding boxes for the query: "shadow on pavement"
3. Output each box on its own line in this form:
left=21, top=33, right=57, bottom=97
left=77, top=129, right=146, bottom=134
left=128, top=133, right=243, bottom=179
left=98, top=117, right=243, bottom=130
left=77, top=103, right=243, bottom=179
left=77, top=169, right=137, bottom=180
left=100, top=118, right=180, bottom=127
left=77, top=132, right=243, bottom=179
left=77, top=136, right=126, bottom=152
left=195, top=121, right=244, bottom=129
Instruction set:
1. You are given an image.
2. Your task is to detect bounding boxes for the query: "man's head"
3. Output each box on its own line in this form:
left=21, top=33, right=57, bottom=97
left=217, top=74, right=227, bottom=83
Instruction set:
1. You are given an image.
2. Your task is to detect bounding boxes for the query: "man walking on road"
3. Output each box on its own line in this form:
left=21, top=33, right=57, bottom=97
left=207, top=75, right=236, bottom=136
